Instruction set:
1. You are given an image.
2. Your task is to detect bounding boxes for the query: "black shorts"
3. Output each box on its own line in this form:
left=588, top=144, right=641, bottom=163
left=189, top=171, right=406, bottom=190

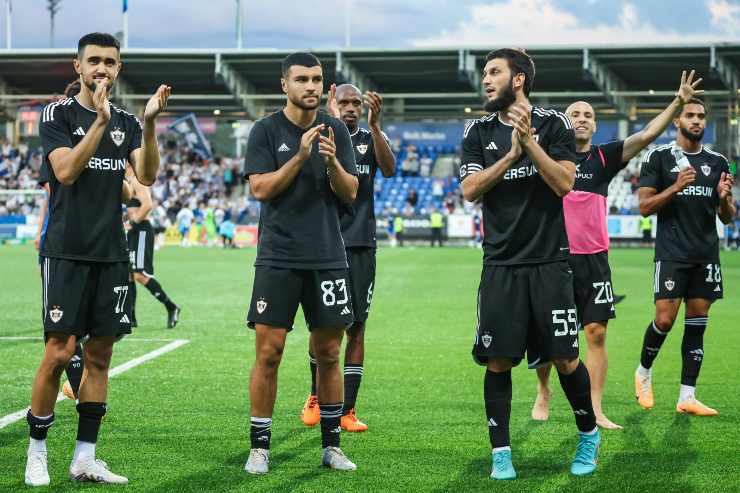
left=247, top=266, right=354, bottom=331
left=128, top=221, right=154, bottom=275
left=568, top=252, right=616, bottom=326
left=41, top=257, right=132, bottom=338
left=653, top=260, right=723, bottom=301
left=346, top=247, right=376, bottom=324
left=472, top=261, right=580, bottom=368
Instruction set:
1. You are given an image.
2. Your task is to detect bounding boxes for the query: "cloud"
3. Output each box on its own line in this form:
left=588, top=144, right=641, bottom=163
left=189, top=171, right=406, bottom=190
left=412, top=0, right=739, bottom=47
left=708, top=0, right=740, bottom=35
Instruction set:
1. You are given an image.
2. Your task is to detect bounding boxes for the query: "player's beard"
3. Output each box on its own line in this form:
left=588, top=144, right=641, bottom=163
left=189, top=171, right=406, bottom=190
left=680, top=127, right=704, bottom=142
left=83, top=77, right=115, bottom=95
left=484, top=76, right=516, bottom=113
left=289, top=92, right=320, bottom=111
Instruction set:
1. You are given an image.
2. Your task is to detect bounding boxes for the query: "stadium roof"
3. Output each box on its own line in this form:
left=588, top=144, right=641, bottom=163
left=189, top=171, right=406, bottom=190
left=0, top=43, right=738, bottom=120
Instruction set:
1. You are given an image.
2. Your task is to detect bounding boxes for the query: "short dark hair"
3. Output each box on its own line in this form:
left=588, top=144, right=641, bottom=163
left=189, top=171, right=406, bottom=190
left=485, top=48, right=535, bottom=96
left=77, top=32, right=120, bottom=58
left=684, top=97, right=706, bottom=113
left=281, top=52, right=321, bottom=77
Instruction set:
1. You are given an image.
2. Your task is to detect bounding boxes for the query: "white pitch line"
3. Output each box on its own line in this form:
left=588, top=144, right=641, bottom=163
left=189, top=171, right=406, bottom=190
left=0, top=339, right=189, bottom=430
left=0, top=337, right=180, bottom=343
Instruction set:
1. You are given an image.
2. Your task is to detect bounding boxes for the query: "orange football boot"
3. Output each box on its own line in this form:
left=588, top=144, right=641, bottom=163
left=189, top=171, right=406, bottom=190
left=300, top=394, right=320, bottom=426
left=340, top=408, right=368, bottom=432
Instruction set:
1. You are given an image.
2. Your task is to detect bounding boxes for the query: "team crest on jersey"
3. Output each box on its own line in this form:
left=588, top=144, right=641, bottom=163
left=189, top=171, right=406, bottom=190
left=481, top=332, right=492, bottom=348
left=256, top=298, right=267, bottom=314
left=356, top=144, right=368, bottom=155
left=49, top=306, right=64, bottom=323
left=664, top=279, right=675, bottom=291
left=110, top=127, right=125, bottom=147
left=701, top=164, right=711, bottom=176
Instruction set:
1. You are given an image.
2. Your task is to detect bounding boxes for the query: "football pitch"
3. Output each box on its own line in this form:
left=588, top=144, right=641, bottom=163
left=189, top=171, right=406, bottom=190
left=1, top=245, right=739, bottom=492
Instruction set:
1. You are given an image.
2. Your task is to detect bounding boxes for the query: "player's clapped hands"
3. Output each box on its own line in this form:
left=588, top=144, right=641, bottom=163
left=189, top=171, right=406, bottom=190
left=144, top=84, right=172, bottom=122
left=326, top=83, right=340, bottom=118
left=507, top=102, right=533, bottom=145
left=298, top=124, right=325, bottom=162
left=676, top=70, right=704, bottom=105
left=508, top=129, right=523, bottom=161
left=363, top=91, right=383, bottom=127
left=93, top=78, right=111, bottom=123
left=673, top=167, right=697, bottom=192
left=319, top=126, right=337, bottom=165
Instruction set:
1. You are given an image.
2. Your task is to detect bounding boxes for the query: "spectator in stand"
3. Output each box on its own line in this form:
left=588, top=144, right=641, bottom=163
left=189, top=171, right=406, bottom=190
left=432, top=178, right=444, bottom=199
left=407, top=188, right=418, bottom=207
left=420, top=155, right=433, bottom=177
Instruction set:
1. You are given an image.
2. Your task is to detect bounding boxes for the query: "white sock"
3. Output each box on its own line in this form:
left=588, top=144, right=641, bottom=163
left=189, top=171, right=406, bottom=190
left=28, top=438, right=47, bottom=454
left=679, top=385, right=695, bottom=403
left=72, top=441, right=95, bottom=463
left=492, top=446, right=511, bottom=453
left=637, top=364, right=652, bottom=377
left=582, top=426, right=599, bottom=436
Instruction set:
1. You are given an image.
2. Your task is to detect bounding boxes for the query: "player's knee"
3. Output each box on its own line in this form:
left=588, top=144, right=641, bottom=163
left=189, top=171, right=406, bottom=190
left=585, top=323, right=607, bottom=347
left=43, top=337, right=76, bottom=369
left=257, top=344, right=284, bottom=369
left=487, top=358, right=513, bottom=373
left=552, top=358, right=579, bottom=374
left=654, top=314, right=675, bottom=332
left=84, top=347, right=113, bottom=373
left=314, top=342, right=341, bottom=368
left=133, top=272, right=148, bottom=284
left=346, top=322, right=365, bottom=342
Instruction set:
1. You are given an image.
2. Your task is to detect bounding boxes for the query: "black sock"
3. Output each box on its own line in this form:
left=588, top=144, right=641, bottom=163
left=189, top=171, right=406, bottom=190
left=484, top=370, right=512, bottom=449
left=64, top=343, right=84, bottom=398
left=309, top=352, right=317, bottom=395
left=557, top=362, right=596, bottom=433
left=250, top=417, right=272, bottom=450
left=640, top=321, right=668, bottom=369
left=681, top=317, right=707, bottom=386
left=145, top=278, right=175, bottom=310
left=319, top=403, right=342, bottom=448
left=76, top=402, right=106, bottom=443
left=129, top=280, right=137, bottom=324
left=343, top=364, right=363, bottom=415
left=27, top=411, right=54, bottom=440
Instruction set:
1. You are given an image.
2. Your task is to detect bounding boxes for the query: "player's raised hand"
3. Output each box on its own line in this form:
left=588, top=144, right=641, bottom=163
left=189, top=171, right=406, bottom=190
left=93, top=79, right=111, bottom=122
left=673, top=167, right=697, bottom=192
left=144, top=84, right=172, bottom=122
left=677, top=70, right=704, bottom=105
left=319, top=126, right=337, bottom=165
left=364, top=91, right=383, bottom=128
left=717, top=171, right=734, bottom=201
left=299, top=124, right=324, bottom=161
left=326, top=83, right=340, bottom=119
left=508, top=102, right=532, bottom=145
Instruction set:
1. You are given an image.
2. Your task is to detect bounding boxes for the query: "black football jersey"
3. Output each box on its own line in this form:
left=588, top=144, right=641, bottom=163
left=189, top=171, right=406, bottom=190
left=460, top=108, right=577, bottom=265
left=573, top=141, right=626, bottom=195
left=243, top=110, right=358, bottom=270
left=39, top=97, right=142, bottom=262
left=639, top=144, right=729, bottom=263
left=340, top=127, right=389, bottom=248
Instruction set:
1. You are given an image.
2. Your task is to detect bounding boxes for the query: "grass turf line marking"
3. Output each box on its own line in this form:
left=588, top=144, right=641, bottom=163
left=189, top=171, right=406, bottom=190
left=0, top=339, right=189, bottom=430
left=0, top=337, right=181, bottom=342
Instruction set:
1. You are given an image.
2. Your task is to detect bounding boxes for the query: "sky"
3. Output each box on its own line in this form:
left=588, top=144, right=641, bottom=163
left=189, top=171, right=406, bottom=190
left=0, top=0, right=737, bottom=50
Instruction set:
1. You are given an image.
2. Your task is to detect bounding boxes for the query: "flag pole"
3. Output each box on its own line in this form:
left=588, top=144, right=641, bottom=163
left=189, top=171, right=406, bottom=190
left=122, top=0, right=128, bottom=48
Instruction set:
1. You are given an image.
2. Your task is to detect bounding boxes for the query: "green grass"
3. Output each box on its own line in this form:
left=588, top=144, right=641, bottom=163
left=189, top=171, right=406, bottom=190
left=1, top=245, right=739, bottom=492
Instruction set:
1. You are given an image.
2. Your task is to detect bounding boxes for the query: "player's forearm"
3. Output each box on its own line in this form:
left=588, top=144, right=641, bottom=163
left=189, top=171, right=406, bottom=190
left=36, top=200, right=48, bottom=237
left=524, top=141, right=575, bottom=197
left=137, top=120, right=160, bottom=186
left=718, top=198, right=736, bottom=224
left=370, top=125, right=396, bottom=177
left=461, top=154, right=517, bottom=202
left=50, top=120, right=107, bottom=185
left=328, top=160, right=358, bottom=203
left=121, top=181, right=132, bottom=203
left=639, top=186, right=677, bottom=216
left=249, top=155, right=303, bottom=202
left=622, top=98, right=682, bottom=162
